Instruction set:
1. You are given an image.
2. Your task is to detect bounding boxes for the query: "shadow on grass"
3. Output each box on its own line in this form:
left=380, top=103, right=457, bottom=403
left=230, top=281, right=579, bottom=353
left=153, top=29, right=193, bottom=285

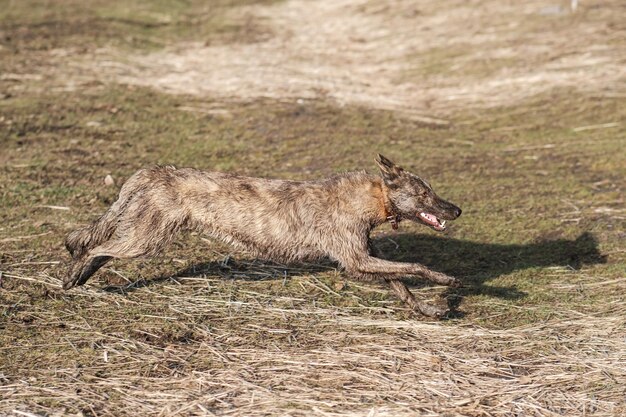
left=104, top=232, right=605, bottom=314
left=372, top=231, right=605, bottom=315
left=102, top=258, right=335, bottom=293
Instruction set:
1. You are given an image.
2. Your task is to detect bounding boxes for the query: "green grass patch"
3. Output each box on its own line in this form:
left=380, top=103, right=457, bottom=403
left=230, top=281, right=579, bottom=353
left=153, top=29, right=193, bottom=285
left=1, top=83, right=624, bottom=330
left=0, top=0, right=278, bottom=52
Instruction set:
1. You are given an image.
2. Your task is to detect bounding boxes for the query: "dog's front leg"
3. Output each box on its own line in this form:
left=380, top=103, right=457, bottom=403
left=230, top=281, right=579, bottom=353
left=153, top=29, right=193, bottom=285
left=334, top=239, right=458, bottom=317
left=355, top=257, right=460, bottom=318
left=354, top=256, right=461, bottom=287
left=349, top=270, right=449, bottom=318
left=385, top=278, right=450, bottom=318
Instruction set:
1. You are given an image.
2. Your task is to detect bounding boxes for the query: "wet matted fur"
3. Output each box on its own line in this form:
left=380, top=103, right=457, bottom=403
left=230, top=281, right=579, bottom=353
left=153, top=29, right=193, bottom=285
left=64, top=155, right=462, bottom=317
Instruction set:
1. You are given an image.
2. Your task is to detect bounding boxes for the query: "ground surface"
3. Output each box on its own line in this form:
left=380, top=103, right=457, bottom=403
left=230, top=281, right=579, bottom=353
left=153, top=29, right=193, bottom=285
left=1, top=0, right=625, bottom=416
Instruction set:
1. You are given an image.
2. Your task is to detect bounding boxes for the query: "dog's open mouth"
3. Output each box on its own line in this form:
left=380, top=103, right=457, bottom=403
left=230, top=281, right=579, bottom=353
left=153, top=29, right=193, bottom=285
left=419, top=212, right=446, bottom=231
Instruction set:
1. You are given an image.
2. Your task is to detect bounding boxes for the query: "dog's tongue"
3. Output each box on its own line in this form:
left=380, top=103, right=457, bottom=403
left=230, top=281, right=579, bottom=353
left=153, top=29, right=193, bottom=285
left=419, top=212, right=446, bottom=230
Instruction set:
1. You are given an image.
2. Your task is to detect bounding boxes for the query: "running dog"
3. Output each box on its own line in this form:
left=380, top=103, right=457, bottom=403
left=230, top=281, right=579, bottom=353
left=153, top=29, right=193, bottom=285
left=64, top=154, right=462, bottom=317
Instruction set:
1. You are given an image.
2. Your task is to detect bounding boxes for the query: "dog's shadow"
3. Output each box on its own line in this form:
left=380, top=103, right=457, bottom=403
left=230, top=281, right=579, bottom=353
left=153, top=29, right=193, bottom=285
left=375, top=231, right=604, bottom=315
left=105, top=232, right=605, bottom=314
left=103, top=257, right=336, bottom=292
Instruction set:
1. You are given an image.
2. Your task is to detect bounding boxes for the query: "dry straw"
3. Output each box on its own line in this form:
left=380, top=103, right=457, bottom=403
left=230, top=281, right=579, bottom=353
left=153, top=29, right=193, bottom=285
left=2, top=261, right=625, bottom=416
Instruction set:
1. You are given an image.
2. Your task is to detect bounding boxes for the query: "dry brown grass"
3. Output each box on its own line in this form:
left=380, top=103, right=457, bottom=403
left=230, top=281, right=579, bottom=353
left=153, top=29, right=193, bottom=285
left=2, top=265, right=625, bottom=417
left=44, top=0, right=626, bottom=122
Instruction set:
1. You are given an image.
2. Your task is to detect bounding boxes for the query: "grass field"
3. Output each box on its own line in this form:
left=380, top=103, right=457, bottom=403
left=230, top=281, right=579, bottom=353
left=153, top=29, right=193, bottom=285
left=1, top=0, right=625, bottom=416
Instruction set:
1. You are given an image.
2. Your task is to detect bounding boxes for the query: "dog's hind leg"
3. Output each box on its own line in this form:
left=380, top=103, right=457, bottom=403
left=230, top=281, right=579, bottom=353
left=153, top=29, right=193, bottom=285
left=64, top=167, right=191, bottom=290
left=64, top=235, right=157, bottom=290
left=64, top=229, right=174, bottom=290
left=63, top=207, right=122, bottom=289
left=64, top=202, right=188, bottom=290
left=64, top=218, right=185, bottom=289
left=65, top=256, right=112, bottom=289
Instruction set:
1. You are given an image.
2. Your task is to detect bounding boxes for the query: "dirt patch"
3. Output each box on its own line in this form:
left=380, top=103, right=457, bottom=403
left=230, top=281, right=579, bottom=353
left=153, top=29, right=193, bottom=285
left=48, top=0, right=626, bottom=121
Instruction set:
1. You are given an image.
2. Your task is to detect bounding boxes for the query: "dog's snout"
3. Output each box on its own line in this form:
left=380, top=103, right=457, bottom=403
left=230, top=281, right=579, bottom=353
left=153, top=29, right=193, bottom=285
left=454, top=207, right=462, bottom=218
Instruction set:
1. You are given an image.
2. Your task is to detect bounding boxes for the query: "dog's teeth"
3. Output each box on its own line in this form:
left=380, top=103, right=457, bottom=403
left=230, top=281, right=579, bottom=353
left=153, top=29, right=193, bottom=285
left=441, top=220, right=446, bottom=226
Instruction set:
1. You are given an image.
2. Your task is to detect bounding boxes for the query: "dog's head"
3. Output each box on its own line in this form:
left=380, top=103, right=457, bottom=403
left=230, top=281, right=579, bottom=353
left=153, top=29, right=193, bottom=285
left=376, top=154, right=461, bottom=231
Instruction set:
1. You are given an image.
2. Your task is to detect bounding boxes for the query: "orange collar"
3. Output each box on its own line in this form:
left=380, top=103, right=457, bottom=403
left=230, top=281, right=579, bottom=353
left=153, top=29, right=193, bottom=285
left=381, top=185, right=400, bottom=230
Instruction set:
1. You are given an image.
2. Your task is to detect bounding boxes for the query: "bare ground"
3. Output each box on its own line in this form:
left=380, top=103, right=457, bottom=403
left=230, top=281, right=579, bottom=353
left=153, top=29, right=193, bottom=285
left=57, top=0, right=626, bottom=121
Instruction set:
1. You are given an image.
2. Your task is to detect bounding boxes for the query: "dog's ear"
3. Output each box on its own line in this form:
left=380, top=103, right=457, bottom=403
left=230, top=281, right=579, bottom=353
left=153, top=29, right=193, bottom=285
left=376, top=154, right=403, bottom=183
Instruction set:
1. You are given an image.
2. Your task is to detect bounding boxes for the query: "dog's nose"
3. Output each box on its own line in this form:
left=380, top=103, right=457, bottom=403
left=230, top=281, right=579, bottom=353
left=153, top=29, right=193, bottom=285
left=455, top=207, right=462, bottom=218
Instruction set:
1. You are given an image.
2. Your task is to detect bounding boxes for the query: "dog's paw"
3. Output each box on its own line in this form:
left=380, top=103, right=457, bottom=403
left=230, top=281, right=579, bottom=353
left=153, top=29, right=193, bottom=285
left=416, top=303, right=449, bottom=319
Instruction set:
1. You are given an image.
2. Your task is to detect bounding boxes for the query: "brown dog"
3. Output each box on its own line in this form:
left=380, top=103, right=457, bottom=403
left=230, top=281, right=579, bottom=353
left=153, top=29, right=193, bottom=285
left=64, top=154, right=462, bottom=317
